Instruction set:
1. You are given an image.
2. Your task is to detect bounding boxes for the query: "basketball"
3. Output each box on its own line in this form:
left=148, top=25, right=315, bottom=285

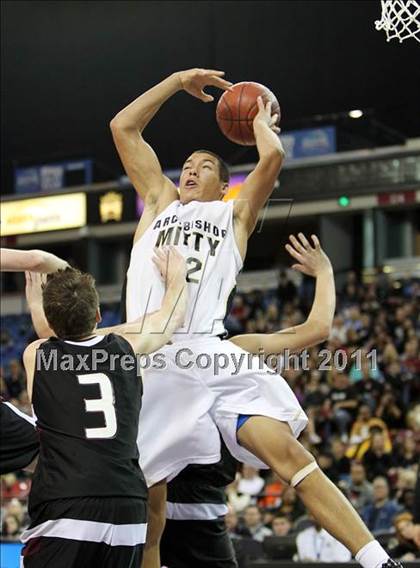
left=216, top=82, right=281, bottom=146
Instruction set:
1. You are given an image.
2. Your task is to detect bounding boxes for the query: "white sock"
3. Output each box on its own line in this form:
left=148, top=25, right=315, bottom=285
left=355, top=540, right=390, bottom=568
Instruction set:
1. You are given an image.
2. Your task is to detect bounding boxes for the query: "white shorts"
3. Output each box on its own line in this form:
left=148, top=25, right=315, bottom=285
left=138, top=337, right=308, bottom=486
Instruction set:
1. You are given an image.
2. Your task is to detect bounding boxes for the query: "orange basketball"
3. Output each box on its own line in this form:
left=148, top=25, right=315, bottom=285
left=216, top=82, right=280, bottom=146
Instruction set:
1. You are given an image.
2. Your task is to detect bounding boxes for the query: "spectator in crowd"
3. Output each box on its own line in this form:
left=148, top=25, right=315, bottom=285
left=277, top=270, right=297, bottom=304
left=345, top=462, right=374, bottom=510
left=388, top=512, right=420, bottom=561
left=242, top=505, right=273, bottom=543
left=353, top=356, right=384, bottom=408
left=237, top=465, right=265, bottom=499
left=226, top=476, right=251, bottom=513
left=317, top=451, right=339, bottom=484
left=1, top=474, right=31, bottom=500
left=271, top=514, right=292, bottom=537
left=4, top=498, right=28, bottom=528
left=0, top=370, right=9, bottom=400
left=296, top=514, right=352, bottom=562
left=347, top=405, right=392, bottom=460
left=276, top=487, right=305, bottom=522
left=329, top=315, right=347, bottom=344
left=258, top=472, right=284, bottom=510
left=1, top=514, right=21, bottom=539
left=375, top=384, right=404, bottom=430
left=330, top=437, right=351, bottom=478
left=394, top=469, right=418, bottom=510
left=362, top=477, right=401, bottom=534
left=5, top=359, right=25, bottom=399
left=392, top=433, right=419, bottom=468
left=327, top=371, right=358, bottom=440
left=401, top=337, right=420, bottom=377
left=225, top=505, right=242, bottom=540
left=362, top=431, right=394, bottom=481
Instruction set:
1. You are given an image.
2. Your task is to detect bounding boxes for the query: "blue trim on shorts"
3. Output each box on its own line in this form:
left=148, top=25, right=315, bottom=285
left=236, top=414, right=252, bottom=431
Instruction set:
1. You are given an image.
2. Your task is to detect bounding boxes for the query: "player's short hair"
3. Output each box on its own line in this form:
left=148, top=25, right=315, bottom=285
left=43, top=267, right=99, bottom=340
left=194, top=149, right=230, bottom=184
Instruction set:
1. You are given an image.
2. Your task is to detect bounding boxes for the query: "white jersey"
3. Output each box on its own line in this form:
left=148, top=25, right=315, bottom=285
left=126, top=199, right=243, bottom=340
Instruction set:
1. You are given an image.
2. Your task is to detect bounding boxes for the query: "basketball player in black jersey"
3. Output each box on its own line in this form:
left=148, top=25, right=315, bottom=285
left=0, top=247, right=68, bottom=475
left=20, top=247, right=187, bottom=568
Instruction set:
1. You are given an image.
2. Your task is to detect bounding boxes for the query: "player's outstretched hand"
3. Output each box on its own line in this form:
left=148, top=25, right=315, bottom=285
left=25, top=271, right=46, bottom=308
left=152, top=246, right=187, bottom=286
left=253, top=96, right=280, bottom=133
left=178, top=68, right=233, bottom=103
left=285, top=233, right=332, bottom=277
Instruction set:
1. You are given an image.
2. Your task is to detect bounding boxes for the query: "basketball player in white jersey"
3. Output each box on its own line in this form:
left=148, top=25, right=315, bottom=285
left=111, top=69, right=401, bottom=568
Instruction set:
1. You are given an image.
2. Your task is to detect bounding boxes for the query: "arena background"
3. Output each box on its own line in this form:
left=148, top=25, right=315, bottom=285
left=1, top=1, right=419, bottom=567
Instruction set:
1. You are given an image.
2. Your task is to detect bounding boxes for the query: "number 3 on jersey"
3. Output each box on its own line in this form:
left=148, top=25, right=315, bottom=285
left=77, top=373, right=117, bottom=439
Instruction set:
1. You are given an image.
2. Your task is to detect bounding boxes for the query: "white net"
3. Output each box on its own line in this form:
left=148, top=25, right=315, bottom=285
left=375, top=0, right=420, bottom=43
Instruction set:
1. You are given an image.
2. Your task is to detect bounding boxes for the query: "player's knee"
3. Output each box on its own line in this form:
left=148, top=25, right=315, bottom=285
left=281, top=438, right=316, bottom=478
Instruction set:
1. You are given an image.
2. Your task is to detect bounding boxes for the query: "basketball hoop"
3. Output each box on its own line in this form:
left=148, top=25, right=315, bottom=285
left=375, top=0, right=420, bottom=43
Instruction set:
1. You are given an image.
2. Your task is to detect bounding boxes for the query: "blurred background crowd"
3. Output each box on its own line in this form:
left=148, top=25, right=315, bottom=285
left=1, top=267, right=419, bottom=562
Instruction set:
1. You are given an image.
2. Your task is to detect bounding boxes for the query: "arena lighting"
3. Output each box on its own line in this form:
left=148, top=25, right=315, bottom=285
left=338, top=195, right=351, bottom=207
left=349, top=109, right=364, bottom=118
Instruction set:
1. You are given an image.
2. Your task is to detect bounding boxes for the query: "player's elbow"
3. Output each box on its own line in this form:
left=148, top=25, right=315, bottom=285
left=314, top=321, right=332, bottom=342
left=109, top=116, right=125, bottom=132
left=109, top=114, right=134, bottom=134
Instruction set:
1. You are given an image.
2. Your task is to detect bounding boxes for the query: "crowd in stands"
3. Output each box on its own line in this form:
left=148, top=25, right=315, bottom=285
left=1, top=268, right=419, bottom=562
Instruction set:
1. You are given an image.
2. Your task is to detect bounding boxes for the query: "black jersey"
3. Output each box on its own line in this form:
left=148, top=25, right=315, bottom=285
left=0, top=401, right=39, bottom=474
left=30, top=333, right=146, bottom=511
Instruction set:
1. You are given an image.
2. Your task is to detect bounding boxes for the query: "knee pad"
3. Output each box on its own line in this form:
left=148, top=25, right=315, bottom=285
left=290, top=461, right=319, bottom=488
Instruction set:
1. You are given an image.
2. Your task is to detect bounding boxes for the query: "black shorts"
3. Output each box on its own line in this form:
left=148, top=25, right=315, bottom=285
left=161, top=518, right=238, bottom=568
left=21, top=496, right=147, bottom=568
left=0, top=401, right=39, bottom=474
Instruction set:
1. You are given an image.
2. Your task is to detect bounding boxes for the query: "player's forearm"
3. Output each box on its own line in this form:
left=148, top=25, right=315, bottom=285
left=28, top=303, right=55, bottom=339
left=110, top=73, right=182, bottom=133
left=155, top=282, right=187, bottom=339
left=1, top=248, right=67, bottom=273
left=116, top=282, right=186, bottom=354
left=254, top=120, right=285, bottom=164
left=306, top=266, right=336, bottom=335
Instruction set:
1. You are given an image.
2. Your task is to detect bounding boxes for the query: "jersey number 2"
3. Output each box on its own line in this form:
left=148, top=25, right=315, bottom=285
left=77, top=373, right=117, bottom=439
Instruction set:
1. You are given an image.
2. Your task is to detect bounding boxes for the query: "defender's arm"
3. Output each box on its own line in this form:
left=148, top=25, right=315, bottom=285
left=1, top=248, right=68, bottom=273
left=231, top=234, right=335, bottom=354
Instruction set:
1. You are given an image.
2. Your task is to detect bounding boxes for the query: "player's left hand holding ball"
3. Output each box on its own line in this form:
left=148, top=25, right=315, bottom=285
left=178, top=68, right=233, bottom=103
left=285, top=233, right=332, bottom=277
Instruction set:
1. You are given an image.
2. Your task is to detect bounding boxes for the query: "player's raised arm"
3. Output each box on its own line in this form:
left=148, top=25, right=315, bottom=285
left=234, top=96, right=285, bottom=237
left=1, top=248, right=68, bottom=273
left=22, top=339, right=46, bottom=401
left=25, top=272, right=56, bottom=339
left=231, top=234, right=335, bottom=354
left=116, top=247, right=188, bottom=355
left=110, top=69, right=232, bottom=207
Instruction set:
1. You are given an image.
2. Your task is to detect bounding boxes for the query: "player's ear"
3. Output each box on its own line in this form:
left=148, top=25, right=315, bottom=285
left=95, top=307, right=102, bottom=324
left=220, top=182, right=229, bottom=197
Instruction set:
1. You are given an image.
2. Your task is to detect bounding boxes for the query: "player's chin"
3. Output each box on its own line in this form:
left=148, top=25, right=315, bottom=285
left=179, top=188, right=201, bottom=204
